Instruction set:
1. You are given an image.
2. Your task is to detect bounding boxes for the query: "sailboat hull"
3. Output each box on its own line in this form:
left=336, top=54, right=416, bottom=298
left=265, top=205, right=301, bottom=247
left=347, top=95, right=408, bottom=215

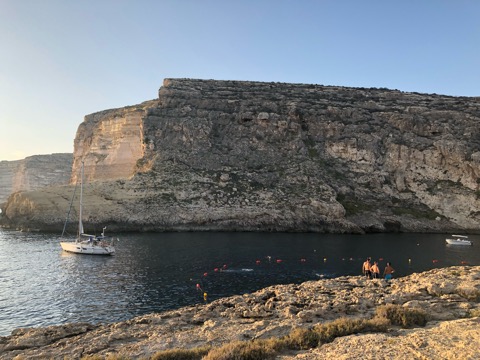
left=60, top=241, right=115, bottom=255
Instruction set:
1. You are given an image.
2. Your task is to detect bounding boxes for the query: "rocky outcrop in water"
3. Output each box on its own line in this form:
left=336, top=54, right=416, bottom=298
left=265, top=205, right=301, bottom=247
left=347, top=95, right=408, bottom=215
left=1, top=79, right=480, bottom=232
left=0, top=266, right=479, bottom=359
left=0, top=154, right=72, bottom=205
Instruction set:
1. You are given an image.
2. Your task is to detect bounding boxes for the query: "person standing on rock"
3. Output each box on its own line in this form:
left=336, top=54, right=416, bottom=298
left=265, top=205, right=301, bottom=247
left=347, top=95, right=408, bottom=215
left=362, top=257, right=372, bottom=279
left=371, top=261, right=380, bottom=278
left=384, top=262, right=395, bottom=281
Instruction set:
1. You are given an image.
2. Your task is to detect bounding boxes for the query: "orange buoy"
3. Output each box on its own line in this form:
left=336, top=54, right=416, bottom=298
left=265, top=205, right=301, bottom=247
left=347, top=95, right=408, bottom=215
left=203, top=272, right=208, bottom=276
left=432, top=259, right=439, bottom=263
left=256, top=260, right=261, bottom=265
left=276, top=259, right=283, bottom=263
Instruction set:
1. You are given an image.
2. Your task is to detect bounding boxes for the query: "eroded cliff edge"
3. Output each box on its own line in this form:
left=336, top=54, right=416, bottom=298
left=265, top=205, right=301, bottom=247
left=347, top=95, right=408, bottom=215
left=2, top=79, right=480, bottom=232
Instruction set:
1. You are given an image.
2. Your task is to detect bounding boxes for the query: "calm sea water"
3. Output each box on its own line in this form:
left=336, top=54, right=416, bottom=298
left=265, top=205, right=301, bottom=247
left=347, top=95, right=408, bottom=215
left=0, top=230, right=479, bottom=336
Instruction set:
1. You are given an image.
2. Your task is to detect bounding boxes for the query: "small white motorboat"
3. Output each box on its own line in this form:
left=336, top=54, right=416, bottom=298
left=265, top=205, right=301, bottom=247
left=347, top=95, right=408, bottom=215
left=445, top=235, right=472, bottom=246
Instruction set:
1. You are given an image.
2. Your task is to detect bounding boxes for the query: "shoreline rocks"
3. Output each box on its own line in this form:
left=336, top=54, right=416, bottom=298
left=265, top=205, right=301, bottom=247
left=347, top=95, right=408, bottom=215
left=1, top=265, right=479, bottom=359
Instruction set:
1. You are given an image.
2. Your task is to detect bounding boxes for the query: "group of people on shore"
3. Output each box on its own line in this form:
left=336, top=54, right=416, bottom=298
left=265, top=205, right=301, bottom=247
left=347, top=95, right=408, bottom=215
left=362, top=257, right=395, bottom=280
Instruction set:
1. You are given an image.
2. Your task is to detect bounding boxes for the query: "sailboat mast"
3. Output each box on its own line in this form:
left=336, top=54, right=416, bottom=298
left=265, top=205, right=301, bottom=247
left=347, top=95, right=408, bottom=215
left=79, top=161, right=84, bottom=235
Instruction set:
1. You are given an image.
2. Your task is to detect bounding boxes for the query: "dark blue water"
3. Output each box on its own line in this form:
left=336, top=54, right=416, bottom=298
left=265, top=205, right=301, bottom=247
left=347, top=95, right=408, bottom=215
left=0, top=230, right=479, bottom=336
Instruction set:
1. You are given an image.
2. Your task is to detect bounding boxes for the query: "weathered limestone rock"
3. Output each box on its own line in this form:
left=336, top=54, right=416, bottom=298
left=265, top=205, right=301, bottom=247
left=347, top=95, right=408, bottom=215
left=2, top=79, right=480, bottom=232
left=297, top=317, right=480, bottom=359
left=0, top=154, right=72, bottom=205
left=72, top=100, right=157, bottom=183
left=0, top=266, right=478, bottom=359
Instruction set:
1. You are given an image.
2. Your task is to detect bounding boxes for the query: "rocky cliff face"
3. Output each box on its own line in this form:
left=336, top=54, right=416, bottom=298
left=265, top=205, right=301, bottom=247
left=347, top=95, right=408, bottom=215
left=71, top=100, right=157, bottom=184
left=2, top=79, right=480, bottom=232
left=0, top=154, right=72, bottom=205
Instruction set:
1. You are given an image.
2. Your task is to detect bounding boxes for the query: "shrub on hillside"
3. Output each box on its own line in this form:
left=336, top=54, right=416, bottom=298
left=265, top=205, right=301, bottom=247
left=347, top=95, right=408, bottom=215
left=285, top=327, right=320, bottom=349
left=150, top=346, right=211, bottom=360
left=313, top=317, right=389, bottom=344
left=375, top=304, right=427, bottom=328
left=203, top=339, right=282, bottom=360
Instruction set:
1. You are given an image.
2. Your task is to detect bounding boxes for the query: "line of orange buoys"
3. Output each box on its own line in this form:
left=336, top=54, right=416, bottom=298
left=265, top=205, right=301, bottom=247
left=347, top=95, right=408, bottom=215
left=193, top=253, right=472, bottom=302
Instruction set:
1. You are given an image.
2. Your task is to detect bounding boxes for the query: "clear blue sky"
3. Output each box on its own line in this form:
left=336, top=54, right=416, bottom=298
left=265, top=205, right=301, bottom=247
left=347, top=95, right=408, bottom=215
left=1, top=0, right=478, bottom=161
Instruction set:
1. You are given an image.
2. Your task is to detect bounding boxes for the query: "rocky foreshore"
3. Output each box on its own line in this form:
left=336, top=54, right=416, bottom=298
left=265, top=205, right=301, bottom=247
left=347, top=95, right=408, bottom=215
left=1, top=266, right=479, bottom=359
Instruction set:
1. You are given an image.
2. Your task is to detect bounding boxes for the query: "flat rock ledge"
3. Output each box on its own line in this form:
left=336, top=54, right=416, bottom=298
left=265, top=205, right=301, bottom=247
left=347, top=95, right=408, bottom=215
left=1, top=266, right=479, bottom=359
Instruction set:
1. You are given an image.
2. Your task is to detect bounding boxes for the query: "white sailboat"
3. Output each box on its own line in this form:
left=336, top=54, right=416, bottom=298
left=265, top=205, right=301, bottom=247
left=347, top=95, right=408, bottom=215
left=60, top=162, right=116, bottom=255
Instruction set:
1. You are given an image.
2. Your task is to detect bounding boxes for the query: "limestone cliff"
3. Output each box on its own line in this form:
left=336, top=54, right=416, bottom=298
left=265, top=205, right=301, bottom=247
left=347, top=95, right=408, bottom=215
left=71, top=100, right=157, bottom=184
left=2, top=79, right=480, bottom=232
left=0, top=154, right=72, bottom=205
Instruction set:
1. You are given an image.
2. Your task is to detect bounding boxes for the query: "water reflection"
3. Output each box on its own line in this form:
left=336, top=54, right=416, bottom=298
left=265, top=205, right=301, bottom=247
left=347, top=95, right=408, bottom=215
left=445, top=244, right=476, bottom=265
left=0, top=230, right=479, bottom=336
